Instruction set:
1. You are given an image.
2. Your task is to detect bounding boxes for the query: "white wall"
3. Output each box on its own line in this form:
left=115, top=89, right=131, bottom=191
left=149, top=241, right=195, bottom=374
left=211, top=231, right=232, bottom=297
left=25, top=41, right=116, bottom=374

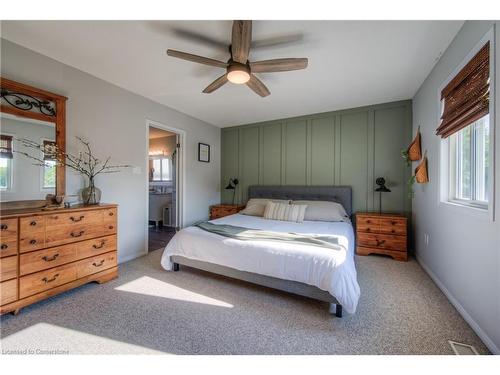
left=412, top=21, right=500, bottom=354
left=1, top=38, right=221, bottom=263
left=1, top=117, right=55, bottom=201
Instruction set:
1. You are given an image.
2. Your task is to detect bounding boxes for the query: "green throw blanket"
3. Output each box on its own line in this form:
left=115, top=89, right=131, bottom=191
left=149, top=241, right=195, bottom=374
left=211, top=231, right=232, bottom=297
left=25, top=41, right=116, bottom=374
left=195, top=221, right=342, bottom=251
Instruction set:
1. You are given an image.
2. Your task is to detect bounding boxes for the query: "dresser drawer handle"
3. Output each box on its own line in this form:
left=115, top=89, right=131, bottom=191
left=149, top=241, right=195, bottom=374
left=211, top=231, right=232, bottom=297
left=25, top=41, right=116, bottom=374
left=108, top=212, right=114, bottom=216
left=1, top=244, right=8, bottom=250
left=71, top=230, right=85, bottom=237
left=42, top=274, right=59, bottom=283
left=30, top=221, right=38, bottom=226
left=366, top=228, right=371, bottom=232
left=70, top=215, right=85, bottom=222
left=391, top=229, right=395, bottom=233
left=93, top=241, right=106, bottom=249
left=1, top=224, right=8, bottom=230
left=376, top=239, right=386, bottom=246
left=391, top=221, right=396, bottom=225
left=30, top=239, right=37, bottom=245
left=42, top=254, right=59, bottom=262
left=108, top=225, right=114, bottom=230
left=366, top=220, right=371, bottom=224
left=93, top=260, right=105, bottom=267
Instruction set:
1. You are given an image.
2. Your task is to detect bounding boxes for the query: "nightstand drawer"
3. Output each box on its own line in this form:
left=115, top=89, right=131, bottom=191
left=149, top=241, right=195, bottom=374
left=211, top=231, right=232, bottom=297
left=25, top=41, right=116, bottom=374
left=357, top=233, right=406, bottom=251
left=379, top=218, right=406, bottom=235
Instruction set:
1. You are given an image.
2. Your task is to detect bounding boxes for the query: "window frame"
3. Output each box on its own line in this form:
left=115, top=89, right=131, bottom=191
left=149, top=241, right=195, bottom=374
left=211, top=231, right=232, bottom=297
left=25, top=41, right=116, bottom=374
left=438, top=28, right=495, bottom=220
left=150, top=155, right=172, bottom=182
left=448, top=116, right=489, bottom=209
left=0, top=132, right=15, bottom=192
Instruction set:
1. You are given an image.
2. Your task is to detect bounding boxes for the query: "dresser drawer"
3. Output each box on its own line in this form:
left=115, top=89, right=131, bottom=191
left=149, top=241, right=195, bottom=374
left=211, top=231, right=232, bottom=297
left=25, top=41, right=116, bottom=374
left=45, top=210, right=103, bottom=228
left=20, top=215, right=46, bottom=234
left=1, top=279, right=17, bottom=305
left=0, top=238, right=18, bottom=258
left=76, top=235, right=117, bottom=259
left=357, top=232, right=407, bottom=251
left=0, top=256, right=18, bottom=282
left=379, top=218, right=407, bottom=235
left=0, top=218, right=18, bottom=240
left=103, top=208, right=117, bottom=223
left=20, top=244, right=78, bottom=276
left=19, top=263, right=77, bottom=299
left=45, top=223, right=114, bottom=247
left=76, top=251, right=117, bottom=279
left=19, top=232, right=46, bottom=253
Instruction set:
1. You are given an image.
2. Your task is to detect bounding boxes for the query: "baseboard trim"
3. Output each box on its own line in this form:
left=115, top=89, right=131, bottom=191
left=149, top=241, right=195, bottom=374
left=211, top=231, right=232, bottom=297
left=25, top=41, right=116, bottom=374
left=416, top=254, right=500, bottom=354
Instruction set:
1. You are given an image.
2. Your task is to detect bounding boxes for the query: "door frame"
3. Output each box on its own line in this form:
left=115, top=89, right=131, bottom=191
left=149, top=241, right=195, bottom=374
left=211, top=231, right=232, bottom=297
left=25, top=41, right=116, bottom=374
left=145, top=119, right=186, bottom=251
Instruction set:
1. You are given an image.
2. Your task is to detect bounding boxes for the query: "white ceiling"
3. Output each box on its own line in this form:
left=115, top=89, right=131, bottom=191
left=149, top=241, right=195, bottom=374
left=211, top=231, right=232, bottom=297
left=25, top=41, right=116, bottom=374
left=1, top=21, right=463, bottom=127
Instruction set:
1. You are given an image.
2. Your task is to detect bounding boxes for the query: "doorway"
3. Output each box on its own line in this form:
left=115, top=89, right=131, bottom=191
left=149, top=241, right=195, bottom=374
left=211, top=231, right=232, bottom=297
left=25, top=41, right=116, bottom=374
left=146, top=121, right=183, bottom=252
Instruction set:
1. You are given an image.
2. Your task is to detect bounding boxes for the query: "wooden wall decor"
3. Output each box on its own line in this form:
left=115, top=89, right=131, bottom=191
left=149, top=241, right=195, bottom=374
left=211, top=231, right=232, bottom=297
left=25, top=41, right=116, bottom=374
left=407, top=126, right=422, bottom=161
left=0, top=77, right=67, bottom=196
left=415, top=150, right=429, bottom=183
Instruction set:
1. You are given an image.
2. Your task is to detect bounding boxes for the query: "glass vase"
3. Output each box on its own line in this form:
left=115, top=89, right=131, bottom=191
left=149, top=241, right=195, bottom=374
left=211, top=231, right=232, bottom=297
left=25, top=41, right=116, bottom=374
left=82, top=177, right=101, bottom=205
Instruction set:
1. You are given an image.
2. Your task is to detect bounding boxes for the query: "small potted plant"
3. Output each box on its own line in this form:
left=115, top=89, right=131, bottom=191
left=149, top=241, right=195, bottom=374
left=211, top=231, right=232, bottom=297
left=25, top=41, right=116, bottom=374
left=16, top=136, right=131, bottom=205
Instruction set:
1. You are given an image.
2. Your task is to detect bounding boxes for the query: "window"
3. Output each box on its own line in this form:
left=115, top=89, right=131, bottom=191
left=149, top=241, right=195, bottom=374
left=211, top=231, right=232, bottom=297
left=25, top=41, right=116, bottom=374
left=0, top=158, right=12, bottom=190
left=0, top=135, right=13, bottom=190
left=151, top=157, right=171, bottom=181
left=438, top=39, right=493, bottom=211
left=449, top=115, right=489, bottom=206
left=42, top=140, right=56, bottom=189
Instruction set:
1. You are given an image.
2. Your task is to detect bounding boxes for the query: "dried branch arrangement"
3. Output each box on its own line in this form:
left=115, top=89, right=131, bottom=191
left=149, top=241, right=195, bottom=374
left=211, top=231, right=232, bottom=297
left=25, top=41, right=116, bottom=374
left=16, top=136, right=131, bottom=204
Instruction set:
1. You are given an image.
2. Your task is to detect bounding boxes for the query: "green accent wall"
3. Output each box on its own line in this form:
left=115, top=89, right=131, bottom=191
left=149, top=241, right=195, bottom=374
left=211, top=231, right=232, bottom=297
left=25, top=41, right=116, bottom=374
left=221, top=100, right=412, bottom=214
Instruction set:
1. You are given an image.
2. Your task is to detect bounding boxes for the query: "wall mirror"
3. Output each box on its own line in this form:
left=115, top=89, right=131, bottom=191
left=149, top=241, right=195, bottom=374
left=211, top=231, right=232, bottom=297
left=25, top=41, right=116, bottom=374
left=0, top=77, right=67, bottom=206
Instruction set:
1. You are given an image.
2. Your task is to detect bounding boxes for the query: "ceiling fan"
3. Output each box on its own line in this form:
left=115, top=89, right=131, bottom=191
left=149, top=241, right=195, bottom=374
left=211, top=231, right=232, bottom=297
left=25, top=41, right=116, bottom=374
left=166, top=21, right=308, bottom=97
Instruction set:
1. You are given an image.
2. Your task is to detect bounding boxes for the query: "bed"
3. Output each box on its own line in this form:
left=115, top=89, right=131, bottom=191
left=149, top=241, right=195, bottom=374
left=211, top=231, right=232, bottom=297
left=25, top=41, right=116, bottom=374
left=160, top=185, right=360, bottom=317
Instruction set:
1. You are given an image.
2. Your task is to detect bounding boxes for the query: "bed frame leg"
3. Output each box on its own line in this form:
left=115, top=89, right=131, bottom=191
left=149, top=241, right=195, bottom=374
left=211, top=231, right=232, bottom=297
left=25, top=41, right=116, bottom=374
left=329, top=303, right=343, bottom=318
left=173, top=262, right=179, bottom=272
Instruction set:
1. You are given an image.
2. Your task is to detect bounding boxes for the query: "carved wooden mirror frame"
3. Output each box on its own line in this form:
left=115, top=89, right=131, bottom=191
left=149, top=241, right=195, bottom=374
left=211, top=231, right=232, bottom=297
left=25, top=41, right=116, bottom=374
left=0, top=77, right=67, bottom=196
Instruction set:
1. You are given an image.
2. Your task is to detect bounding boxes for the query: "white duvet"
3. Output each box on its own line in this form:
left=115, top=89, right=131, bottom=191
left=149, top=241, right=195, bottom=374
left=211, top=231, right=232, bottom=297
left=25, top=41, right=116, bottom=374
left=161, top=214, right=360, bottom=313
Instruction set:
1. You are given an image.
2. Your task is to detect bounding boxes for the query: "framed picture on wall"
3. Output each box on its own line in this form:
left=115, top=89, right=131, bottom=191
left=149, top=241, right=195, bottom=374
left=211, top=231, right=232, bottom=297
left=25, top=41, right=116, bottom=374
left=198, top=142, right=210, bottom=163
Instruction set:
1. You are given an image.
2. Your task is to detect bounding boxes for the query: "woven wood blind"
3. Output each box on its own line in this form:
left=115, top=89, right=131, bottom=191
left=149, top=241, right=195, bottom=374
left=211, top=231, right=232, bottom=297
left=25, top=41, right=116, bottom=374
left=0, top=135, right=13, bottom=159
left=436, top=41, right=490, bottom=138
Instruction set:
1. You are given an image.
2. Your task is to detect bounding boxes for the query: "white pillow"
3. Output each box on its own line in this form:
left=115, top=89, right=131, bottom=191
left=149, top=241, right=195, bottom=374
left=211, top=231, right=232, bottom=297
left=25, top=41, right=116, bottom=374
left=240, top=198, right=290, bottom=217
left=263, top=201, right=307, bottom=223
left=292, top=200, right=349, bottom=222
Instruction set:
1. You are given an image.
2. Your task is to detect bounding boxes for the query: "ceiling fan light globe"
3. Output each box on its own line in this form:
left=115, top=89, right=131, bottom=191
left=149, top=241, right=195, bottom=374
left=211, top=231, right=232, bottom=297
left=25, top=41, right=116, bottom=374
left=227, top=69, right=250, bottom=84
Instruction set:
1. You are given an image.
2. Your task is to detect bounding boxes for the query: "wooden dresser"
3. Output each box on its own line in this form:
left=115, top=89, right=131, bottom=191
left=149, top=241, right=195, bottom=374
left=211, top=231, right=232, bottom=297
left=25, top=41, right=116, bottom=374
left=355, top=212, right=408, bottom=261
left=0, top=204, right=118, bottom=315
left=209, top=204, right=245, bottom=220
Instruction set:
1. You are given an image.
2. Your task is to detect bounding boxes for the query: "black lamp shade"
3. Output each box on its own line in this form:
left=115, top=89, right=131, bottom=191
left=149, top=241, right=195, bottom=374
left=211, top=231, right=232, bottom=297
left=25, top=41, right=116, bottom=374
left=375, top=177, right=391, bottom=192
left=225, top=178, right=239, bottom=190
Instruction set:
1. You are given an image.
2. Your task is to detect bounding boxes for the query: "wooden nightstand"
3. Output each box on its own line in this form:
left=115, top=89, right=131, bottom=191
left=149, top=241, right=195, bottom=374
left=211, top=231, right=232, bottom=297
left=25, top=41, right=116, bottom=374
left=355, top=212, right=408, bottom=261
left=209, top=204, right=245, bottom=220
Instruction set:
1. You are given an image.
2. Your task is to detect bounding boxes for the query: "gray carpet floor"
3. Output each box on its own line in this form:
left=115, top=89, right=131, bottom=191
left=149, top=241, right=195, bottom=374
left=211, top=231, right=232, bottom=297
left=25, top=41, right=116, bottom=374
left=0, top=249, right=490, bottom=354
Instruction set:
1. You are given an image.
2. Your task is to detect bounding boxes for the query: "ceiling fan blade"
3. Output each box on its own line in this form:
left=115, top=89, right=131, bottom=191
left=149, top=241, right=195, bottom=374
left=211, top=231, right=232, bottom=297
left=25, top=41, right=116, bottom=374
left=231, top=20, right=252, bottom=64
left=170, top=28, right=229, bottom=50
left=246, top=75, right=270, bottom=97
left=250, top=58, right=308, bottom=73
left=167, top=49, right=228, bottom=69
left=251, top=33, right=304, bottom=49
left=202, top=74, right=228, bottom=93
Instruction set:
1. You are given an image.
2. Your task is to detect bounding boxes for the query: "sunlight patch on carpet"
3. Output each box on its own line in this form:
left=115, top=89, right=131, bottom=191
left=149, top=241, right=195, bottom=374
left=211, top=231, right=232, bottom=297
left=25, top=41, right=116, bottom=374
left=115, top=276, right=234, bottom=308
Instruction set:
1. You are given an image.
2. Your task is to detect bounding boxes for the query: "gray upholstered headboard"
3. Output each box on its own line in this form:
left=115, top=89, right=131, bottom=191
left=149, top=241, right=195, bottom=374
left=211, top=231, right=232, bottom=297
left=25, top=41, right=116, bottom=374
left=247, top=185, right=353, bottom=216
